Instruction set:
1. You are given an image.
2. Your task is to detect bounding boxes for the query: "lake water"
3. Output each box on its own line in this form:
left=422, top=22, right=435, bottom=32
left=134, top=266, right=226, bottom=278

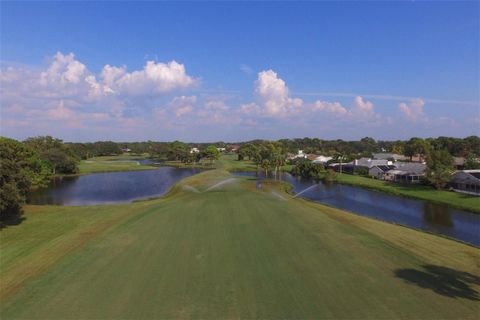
left=27, top=167, right=201, bottom=206
left=234, top=171, right=480, bottom=246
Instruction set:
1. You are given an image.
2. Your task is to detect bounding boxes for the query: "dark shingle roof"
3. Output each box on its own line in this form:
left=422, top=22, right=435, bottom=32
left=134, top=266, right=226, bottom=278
left=376, top=165, right=396, bottom=172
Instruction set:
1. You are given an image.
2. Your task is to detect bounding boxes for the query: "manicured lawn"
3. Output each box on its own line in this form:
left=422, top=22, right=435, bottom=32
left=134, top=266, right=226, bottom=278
left=78, top=155, right=157, bottom=174
left=217, top=154, right=257, bottom=171
left=336, top=173, right=480, bottom=213
left=1, top=169, right=479, bottom=319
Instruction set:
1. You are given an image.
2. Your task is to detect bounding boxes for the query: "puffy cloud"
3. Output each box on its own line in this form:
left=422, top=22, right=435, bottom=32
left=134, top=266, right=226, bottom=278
left=311, top=100, right=350, bottom=116
left=1, top=51, right=197, bottom=101
left=399, top=98, right=425, bottom=120
left=254, top=70, right=303, bottom=116
left=111, top=61, right=197, bottom=95
left=0, top=52, right=199, bottom=136
left=352, top=96, right=375, bottom=116
left=40, top=52, right=87, bottom=86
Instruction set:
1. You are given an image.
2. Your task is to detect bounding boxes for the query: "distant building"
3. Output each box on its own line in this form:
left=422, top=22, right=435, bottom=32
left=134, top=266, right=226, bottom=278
left=450, top=170, right=480, bottom=195
left=216, top=147, right=226, bottom=152
left=312, top=155, right=334, bottom=164
left=368, top=165, right=396, bottom=179
left=384, top=162, right=427, bottom=184
left=228, top=145, right=241, bottom=153
left=453, top=157, right=466, bottom=170
left=353, top=157, right=392, bottom=168
left=121, top=147, right=131, bottom=153
left=372, top=153, right=407, bottom=161
left=294, top=150, right=307, bottom=159
left=190, top=147, right=200, bottom=154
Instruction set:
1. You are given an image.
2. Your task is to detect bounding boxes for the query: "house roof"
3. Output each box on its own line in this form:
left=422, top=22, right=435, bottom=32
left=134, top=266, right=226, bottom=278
left=373, top=165, right=396, bottom=172
left=373, top=153, right=407, bottom=161
left=394, top=162, right=426, bottom=175
left=463, top=170, right=480, bottom=180
left=355, top=158, right=390, bottom=168
left=451, top=170, right=480, bottom=184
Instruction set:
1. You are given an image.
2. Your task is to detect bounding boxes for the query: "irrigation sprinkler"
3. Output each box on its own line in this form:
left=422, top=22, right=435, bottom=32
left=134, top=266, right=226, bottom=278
left=290, top=184, right=318, bottom=199
left=203, top=178, right=237, bottom=192
left=183, top=185, right=201, bottom=193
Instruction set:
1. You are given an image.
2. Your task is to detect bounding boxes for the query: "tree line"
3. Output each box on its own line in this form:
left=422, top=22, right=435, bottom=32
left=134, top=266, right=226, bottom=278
left=2, top=135, right=479, bottom=223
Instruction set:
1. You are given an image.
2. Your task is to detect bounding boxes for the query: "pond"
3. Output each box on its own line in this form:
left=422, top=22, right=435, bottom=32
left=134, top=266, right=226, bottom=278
left=27, top=167, right=201, bottom=206
left=234, top=171, right=480, bottom=246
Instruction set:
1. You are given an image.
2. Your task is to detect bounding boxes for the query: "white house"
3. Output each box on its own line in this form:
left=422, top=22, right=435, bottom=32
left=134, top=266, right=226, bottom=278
left=216, top=147, right=226, bottom=152
left=312, top=155, right=333, bottom=164
left=294, top=150, right=307, bottom=159
left=190, top=147, right=200, bottom=154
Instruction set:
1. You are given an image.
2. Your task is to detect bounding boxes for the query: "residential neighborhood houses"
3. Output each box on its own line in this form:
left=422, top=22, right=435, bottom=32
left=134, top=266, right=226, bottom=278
left=282, top=149, right=479, bottom=195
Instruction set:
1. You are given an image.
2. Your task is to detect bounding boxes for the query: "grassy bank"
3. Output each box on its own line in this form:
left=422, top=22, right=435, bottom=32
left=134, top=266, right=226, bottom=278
left=336, top=173, right=480, bottom=213
left=78, top=155, right=157, bottom=174
left=218, top=154, right=293, bottom=173
left=162, top=160, right=215, bottom=170
left=1, top=164, right=479, bottom=319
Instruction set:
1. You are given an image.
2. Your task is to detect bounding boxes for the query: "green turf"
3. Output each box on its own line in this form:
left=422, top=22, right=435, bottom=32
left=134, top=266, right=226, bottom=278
left=78, top=155, right=157, bottom=174
left=1, top=167, right=479, bottom=319
left=336, top=173, right=480, bottom=213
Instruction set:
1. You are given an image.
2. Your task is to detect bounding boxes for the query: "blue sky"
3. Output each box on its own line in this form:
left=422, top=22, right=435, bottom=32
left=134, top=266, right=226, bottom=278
left=1, top=1, right=479, bottom=142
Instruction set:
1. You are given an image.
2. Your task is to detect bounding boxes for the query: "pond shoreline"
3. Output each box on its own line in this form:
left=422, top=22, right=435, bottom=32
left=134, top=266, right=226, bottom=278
left=233, top=171, right=480, bottom=246
left=230, top=167, right=479, bottom=213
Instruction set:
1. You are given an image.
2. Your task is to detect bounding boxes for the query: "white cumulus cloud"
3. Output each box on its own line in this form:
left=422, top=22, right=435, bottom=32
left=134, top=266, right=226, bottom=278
left=352, top=96, right=375, bottom=116
left=254, top=70, right=303, bottom=116
left=399, top=98, right=425, bottom=121
left=311, top=100, right=350, bottom=116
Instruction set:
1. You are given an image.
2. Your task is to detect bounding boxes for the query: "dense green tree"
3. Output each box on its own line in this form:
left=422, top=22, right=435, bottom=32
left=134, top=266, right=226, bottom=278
left=0, top=137, right=51, bottom=220
left=324, top=169, right=338, bottom=182
left=404, top=137, right=431, bottom=161
left=167, top=141, right=189, bottom=161
left=464, top=154, right=480, bottom=169
left=203, top=145, right=220, bottom=165
left=41, top=149, right=78, bottom=174
left=291, top=160, right=325, bottom=181
left=425, top=149, right=454, bottom=189
left=92, top=141, right=122, bottom=156
left=24, top=136, right=79, bottom=174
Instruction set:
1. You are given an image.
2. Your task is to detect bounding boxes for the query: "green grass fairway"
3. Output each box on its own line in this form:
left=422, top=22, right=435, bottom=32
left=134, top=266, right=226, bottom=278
left=78, top=155, right=157, bottom=174
left=1, top=168, right=479, bottom=319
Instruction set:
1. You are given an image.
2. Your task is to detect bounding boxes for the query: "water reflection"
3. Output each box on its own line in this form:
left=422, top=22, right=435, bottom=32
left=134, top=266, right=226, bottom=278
left=423, top=203, right=453, bottom=228
left=28, top=167, right=201, bottom=206
left=234, top=171, right=480, bottom=246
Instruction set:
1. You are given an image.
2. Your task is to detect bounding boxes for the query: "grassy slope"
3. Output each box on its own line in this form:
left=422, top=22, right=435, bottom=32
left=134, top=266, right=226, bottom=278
left=1, top=161, right=479, bottom=319
left=336, top=173, right=480, bottom=213
left=78, top=155, right=157, bottom=174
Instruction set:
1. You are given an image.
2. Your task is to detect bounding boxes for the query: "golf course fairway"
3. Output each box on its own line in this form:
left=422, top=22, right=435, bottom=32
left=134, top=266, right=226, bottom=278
left=1, top=167, right=479, bottom=319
